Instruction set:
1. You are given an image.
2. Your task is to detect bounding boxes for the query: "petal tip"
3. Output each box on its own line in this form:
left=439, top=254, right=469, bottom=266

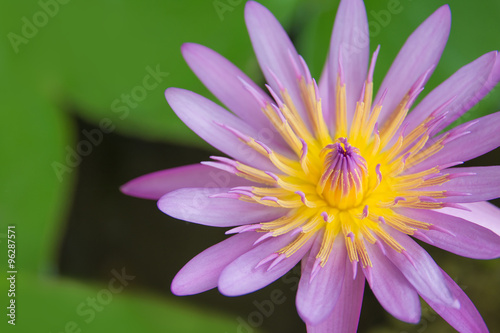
left=119, top=178, right=162, bottom=200
left=437, top=4, right=451, bottom=16
left=165, top=87, right=188, bottom=104
left=181, top=42, right=209, bottom=60
left=156, top=192, right=172, bottom=215
left=170, top=273, right=196, bottom=296
left=403, top=312, right=422, bottom=324
left=119, top=182, right=131, bottom=195
left=170, top=281, right=186, bottom=296
left=297, top=307, right=331, bottom=327
left=244, top=0, right=270, bottom=23
left=164, top=87, right=177, bottom=100
left=244, top=0, right=262, bottom=12
left=217, top=281, right=239, bottom=297
left=119, top=182, right=136, bottom=197
left=180, top=42, right=197, bottom=56
left=436, top=4, right=452, bottom=26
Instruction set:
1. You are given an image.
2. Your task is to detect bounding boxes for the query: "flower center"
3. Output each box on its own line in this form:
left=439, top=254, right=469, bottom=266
left=318, top=138, right=368, bottom=210
left=213, top=48, right=468, bottom=273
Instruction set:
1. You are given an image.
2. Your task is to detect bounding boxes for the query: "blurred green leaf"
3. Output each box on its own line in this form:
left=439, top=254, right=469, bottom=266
left=0, top=0, right=301, bottom=148
left=0, top=41, right=72, bottom=273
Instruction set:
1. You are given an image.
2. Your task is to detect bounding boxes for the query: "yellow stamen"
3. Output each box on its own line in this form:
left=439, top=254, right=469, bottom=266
left=224, top=58, right=454, bottom=271
left=335, top=77, right=348, bottom=138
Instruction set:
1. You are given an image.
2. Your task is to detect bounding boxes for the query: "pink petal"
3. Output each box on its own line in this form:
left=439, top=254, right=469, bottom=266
left=423, top=269, right=489, bottom=333
left=120, top=164, right=252, bottom=200
left=171, top=232, right=261, bottom=295
left=306, top=257, right=365, bottom=333
left=181, top=43, right=272, bottom=129
left=325, top=0, right=369, bottom=126
left=457, top=51, right=500, bottom=126
left=422, top=166, right=500, bottom=203
left=409, top=111, right=500, bottom=173
left=296, top=234, right=346, bottom=325
left=363, top=242, right=421, bottom=323
left=218, top=231, right=313, bottom=296
left=375, top=5, right=451, bottom=126
left=439, top=202, right=500, bottom=236
left=165, top=88, right=277, bottom=171
left=383, top=229, right=457, bottom=307
left=244, top=1, right=310, bottom=128
left=181, top=43, right=289, bottom=152
left=318, top=63, right=329, bottom=115
left=158, top=187, right=287, bottom=227
left=396, top=208, right=500, bottom=259
left=405, top=52, right=497, bottom=134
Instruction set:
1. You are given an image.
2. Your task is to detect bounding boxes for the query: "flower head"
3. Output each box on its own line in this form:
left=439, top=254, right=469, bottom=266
left=122, top=1, right=500, bottom=332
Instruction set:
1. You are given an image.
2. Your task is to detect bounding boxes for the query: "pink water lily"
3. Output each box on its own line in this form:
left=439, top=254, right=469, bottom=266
left=122, top=1, right=500, bottom=332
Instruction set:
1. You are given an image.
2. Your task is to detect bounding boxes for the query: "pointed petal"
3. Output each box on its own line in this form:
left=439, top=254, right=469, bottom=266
left=318, top=63, right=330, bottom=116
left=181, top=43, right=272, bottom=129
left=165, top=88, right=277, bottom=171
left=158, top=187, right=287, bottom=227
left=325, top=0, right=369, bottom=125
left=120, top=164, right=252, bottom=200
left=364, top=242, right=421, bottom=323
left=473, top=51, right=500, bottom=105
left=396, top=208, right=500, bottom=259
left=455, top=51, right=500, bottom=128
left=423, top=166, right=500, bottom=203
left=306, top=257, right=365, bottom=333
left=409, top=111, right=500, bottom=173
left=181, top=43, right=289, bottom=152
left=439, top=202, right=500, bottom=236
left=405, top=52, right=497, bottom=133
left=296, top=234, right=346, bottom=325
left=171, top=232, right=261, bottom=295
left=423, top=269, right=489, bottom=333
left=375, top=5, right=451, bottom=125
left=244, top=1, right=310, bottom=127
left=384, top=229, right=457, bottom=307
left=218, top=231, right=313, bottom=296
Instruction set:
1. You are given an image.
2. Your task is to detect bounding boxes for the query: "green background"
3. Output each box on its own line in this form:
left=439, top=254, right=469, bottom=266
left=0, top=0, right=499, bottom=332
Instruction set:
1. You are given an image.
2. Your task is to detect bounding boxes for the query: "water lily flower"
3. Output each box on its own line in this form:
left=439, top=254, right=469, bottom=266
left=122, top=1, right=500, bottom=332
